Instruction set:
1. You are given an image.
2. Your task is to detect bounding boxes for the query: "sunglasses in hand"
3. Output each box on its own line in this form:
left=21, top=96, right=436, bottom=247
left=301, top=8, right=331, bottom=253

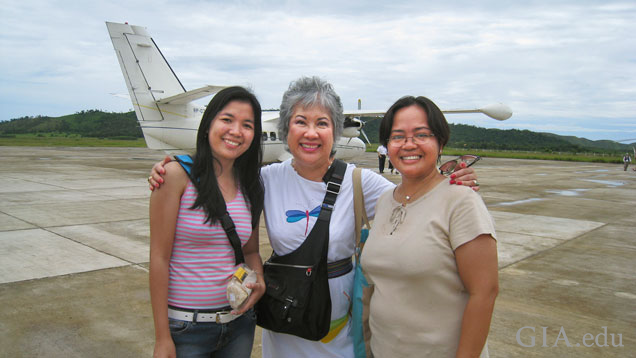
left=439, top=155, right=481, bottom=175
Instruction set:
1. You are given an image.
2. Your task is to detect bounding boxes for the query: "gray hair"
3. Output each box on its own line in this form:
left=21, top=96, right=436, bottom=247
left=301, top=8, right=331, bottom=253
left=277, top=76, right=345, bottom=153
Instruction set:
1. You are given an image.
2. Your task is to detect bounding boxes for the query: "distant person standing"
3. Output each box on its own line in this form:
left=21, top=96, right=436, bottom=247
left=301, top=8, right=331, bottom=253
left=623, top=153, right=631, bottom=171
left=377, top=144, right=388, bottom=173
left=387, top=153, right=395, bottom=174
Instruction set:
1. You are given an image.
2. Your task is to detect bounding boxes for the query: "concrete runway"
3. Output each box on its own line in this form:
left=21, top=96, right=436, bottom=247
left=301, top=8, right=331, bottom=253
left=1, top=146, right=634, bottom=357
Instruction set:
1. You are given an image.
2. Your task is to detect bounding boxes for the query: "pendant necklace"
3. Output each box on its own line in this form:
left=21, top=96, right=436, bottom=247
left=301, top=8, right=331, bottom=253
left=389, top=183, right=428, bottom=235
left=389, top=204, right=406, bottom=235
left=389, top=186, right=410, bottom=235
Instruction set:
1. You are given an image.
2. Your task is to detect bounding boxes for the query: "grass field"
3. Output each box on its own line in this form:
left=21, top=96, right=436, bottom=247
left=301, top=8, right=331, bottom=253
left=440, top=148, right=622, bottom=164
left=0, top=134, right=147, bottom=147
left=0, top=134, right=626, bottom=164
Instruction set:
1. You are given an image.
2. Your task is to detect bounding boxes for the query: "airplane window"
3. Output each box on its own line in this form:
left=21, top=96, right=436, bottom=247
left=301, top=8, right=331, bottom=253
left=270, top=132, right=277, bottom=141
left=262, top=133, right=268, bottom=141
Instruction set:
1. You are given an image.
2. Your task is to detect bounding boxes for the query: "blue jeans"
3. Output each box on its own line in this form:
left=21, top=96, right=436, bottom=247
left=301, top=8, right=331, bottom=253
left=169, top=309, right=256, bottom=358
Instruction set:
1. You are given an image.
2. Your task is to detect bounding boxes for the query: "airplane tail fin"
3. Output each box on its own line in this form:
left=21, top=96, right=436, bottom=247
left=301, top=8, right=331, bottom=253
left=106, top=22, right=224, bottom=150
left=106, top=22, right=186, bottom=123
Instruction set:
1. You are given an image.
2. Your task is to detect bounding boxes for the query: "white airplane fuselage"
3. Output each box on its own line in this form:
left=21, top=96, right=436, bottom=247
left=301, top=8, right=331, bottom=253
left=106, top=21, right=510, bottom=163
left=137, top=103, right=366, bottom=163
left=106, top=21, right=366, bottom=163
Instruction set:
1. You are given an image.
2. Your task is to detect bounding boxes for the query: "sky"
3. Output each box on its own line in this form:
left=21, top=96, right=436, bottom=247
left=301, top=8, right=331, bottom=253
left=1, top=0, right=635, bottom=142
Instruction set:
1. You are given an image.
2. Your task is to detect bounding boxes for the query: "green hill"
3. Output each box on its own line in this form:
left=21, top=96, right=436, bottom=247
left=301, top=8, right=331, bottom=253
left=1, top=110, right=634, bottom=154
left=543, top=133, right=633, bottom=152
left=360, top=117, right=634, bottom=154
left=0, top=110, right=142, bottom=139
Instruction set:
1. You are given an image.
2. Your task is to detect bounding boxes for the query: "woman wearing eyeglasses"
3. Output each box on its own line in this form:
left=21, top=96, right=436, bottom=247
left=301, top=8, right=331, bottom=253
left=361, top=96, right=498, bottom=358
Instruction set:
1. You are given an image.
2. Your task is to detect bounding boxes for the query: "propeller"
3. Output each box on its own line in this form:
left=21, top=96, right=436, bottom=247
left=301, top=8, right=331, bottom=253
left=360, top=127, right=371, bottom=144
left=343, top=116, right=371, bottom=145
left=352, top=99, right=372, bottom=145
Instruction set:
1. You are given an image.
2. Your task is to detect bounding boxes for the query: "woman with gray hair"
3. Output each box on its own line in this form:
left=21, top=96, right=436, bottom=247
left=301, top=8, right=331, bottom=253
left=259, top=77, right=481, bottom=357
left=149, top=76, right=480, bottom=357
left=258, top=76, right=394, bottom=356
left=277, top=76, right=345, bottom=155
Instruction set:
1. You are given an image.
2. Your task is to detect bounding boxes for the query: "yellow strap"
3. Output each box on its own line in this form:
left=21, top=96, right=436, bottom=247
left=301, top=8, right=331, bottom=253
left=320, top=314, right=349, bottom=343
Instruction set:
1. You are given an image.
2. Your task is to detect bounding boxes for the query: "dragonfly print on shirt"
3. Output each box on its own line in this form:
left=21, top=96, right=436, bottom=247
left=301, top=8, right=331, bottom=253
left=286, top=205, right=321, bottom=236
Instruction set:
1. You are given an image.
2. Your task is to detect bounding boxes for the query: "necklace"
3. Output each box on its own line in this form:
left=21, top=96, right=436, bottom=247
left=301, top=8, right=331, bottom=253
left=397, top=182, right=430, bottom=206
left=389, top=182, right=432, bottom=235
left=390, top=185, right=412, bottom=235
left=390, top=204, right=406, bottom=235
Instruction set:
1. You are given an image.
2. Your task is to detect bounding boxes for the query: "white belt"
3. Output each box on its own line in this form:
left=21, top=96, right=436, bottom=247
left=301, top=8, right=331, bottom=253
left=168, top=308, right=241, bottom=324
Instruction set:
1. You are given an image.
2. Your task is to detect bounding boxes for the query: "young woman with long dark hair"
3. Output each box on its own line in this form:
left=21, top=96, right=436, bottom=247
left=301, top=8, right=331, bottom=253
left=149, top=86, right=265, bottom=358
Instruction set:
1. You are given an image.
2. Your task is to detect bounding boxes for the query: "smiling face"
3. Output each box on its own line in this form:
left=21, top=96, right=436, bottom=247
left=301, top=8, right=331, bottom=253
left=286, top=104, right=334, bottom=175
left=387, top=104, right=442, bottom=181
left=207, top=100, right=255, bottom=169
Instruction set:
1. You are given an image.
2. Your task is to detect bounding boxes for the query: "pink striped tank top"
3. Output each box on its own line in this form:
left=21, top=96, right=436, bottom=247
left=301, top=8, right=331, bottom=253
left=168, top=181, right=253, bottom=309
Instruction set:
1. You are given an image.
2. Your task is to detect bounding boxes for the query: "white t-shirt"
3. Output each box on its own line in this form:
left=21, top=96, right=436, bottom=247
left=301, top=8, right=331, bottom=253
left=376, top=145, right=387, bottom=156
left=260, top=159, right=394, bottom=358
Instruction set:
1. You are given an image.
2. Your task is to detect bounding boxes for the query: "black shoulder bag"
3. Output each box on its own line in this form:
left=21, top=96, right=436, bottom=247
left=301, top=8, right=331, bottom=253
left=256, top=159, right=347, bottom=341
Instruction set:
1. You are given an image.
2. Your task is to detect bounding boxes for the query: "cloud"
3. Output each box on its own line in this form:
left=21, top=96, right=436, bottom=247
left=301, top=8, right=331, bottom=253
left=1, top=0, right=634, bottom=141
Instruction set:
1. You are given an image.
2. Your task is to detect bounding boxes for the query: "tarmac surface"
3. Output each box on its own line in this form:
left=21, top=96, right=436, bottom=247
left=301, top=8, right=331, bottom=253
left=0, top=146, right=634, bottom=357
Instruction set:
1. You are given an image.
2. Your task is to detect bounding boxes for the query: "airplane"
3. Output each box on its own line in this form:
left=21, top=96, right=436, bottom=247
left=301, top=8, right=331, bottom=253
left=105, top=21, right=512, bottom=163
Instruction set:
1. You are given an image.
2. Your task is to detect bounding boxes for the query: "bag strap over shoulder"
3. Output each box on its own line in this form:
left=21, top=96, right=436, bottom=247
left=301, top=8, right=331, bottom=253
left=219, top=213, right=245, bottom=265
left=353, top=168, right=370, bottom=259
left=175, top=154, right=244, bottom=265
left=174, top=154, right=194, bottom=176
left=317, top=159, right=348, bottom=222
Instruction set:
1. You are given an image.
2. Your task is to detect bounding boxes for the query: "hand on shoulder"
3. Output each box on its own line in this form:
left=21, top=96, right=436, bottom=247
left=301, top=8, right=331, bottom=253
left=153, top=161, right=189, bottom=193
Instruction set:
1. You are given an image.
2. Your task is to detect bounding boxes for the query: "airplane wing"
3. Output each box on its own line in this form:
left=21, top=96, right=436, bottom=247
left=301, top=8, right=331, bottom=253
left=109, top=93, right=130, bottom=100
left=155, top=85, right=228, bottom=105
left=344, top=103, right=513, bottom=121
left=261, top=110, right=383, bottom=122
left=262, top=111, right=281, bottom=122
left=260, top=109, right=383, bottom=129
left=344, top=109, right=385, bottom=117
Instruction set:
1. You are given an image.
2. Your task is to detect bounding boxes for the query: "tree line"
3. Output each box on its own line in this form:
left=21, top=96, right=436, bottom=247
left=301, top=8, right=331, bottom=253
left=360, top=117, right=633, bottom=154
left=0, top=110, right=142, bottom=139
left=1, top=110, right=633, bottom=153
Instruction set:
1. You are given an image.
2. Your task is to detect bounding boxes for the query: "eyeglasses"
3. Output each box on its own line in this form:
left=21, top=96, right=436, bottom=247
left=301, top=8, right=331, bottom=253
left=439, top=155, right=481, bottom=175
left=388, top=132, right=436, bottom=147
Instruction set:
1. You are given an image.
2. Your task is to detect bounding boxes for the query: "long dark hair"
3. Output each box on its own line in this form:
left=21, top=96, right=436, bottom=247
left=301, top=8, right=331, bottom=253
left=190, top=86, right=264, bottom=228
